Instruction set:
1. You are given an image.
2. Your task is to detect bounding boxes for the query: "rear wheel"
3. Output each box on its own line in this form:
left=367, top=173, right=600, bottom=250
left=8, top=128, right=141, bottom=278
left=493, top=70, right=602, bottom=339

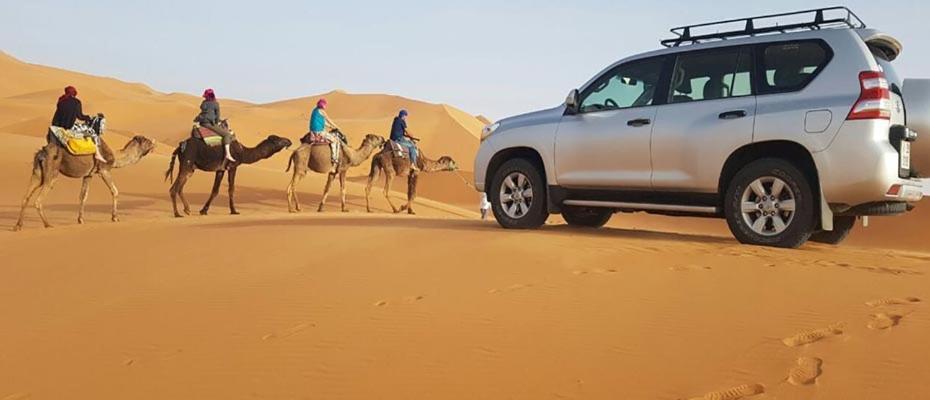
left=490, top=158, right=548, bottom=229
left=562, top=206, right=612, bottom=228
left=724, top=158, right=815, bottom=248
left=809, top=216, right=856, bottom=245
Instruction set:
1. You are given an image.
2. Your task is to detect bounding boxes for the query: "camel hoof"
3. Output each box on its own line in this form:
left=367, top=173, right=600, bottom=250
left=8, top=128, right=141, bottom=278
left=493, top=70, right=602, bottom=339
left=199, top=209, right=209, bottom=216
left=11, top=225, right=22, bottom=232
left=317, top=208, right=325, bottom=213
left=183, top=209, right=192, bottom=216
left=408, top=209, right=416, bottom=215
left=77, top=218, right=85, bottom=225
left=341, top=209, right=349, bottom=213
left=43, top=224, right=54, bottom=229
left=174, top=213, right=184, bottom=218
left=111, top=216, right=120, bottom=223
left=289, top=209, right=299, bottom=214
left=230, top=211, right=240, bottom=215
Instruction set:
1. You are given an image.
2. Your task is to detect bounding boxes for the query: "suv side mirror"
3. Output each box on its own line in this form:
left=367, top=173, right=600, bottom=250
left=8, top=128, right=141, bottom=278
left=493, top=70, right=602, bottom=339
left=565, top=89, right=579, bottom=115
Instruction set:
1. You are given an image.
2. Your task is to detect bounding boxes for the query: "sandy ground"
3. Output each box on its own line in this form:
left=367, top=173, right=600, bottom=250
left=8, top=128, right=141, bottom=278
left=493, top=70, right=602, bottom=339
left=1, top=52, right=929, bottom=400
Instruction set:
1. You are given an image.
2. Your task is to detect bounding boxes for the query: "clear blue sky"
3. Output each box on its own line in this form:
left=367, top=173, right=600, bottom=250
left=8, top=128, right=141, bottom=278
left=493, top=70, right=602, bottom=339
left=1, top=0, right=927, bottom=119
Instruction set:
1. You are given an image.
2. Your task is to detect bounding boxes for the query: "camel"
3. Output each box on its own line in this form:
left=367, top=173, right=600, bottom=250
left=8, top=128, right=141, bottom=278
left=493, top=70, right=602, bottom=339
left=285, top=133, right=387, bottom=213
left=365, top=145, right=458, bottom=215
left=12, top=123, right=156, bottom=231
left=165, top=133, right=292, bottom=217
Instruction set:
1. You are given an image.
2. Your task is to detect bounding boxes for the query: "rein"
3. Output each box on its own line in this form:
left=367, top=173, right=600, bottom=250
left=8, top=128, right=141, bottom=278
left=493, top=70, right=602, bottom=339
left=452, top=170, right=478, bottom=190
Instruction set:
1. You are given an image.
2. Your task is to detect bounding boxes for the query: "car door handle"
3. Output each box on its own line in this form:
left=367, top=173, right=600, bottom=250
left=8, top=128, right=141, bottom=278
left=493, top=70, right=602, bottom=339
left=719, top=110, right=747, bottom=120
left=627, top=118, right=651, bottom=127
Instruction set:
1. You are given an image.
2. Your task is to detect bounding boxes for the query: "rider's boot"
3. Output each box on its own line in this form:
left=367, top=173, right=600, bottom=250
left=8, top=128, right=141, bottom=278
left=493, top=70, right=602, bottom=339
left=224, top=144, right=237, bottom=162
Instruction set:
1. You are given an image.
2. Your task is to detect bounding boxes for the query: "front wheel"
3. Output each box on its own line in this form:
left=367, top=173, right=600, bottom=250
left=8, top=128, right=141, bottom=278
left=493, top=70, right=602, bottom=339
left=562, top=206, right=612, bottom=228
left=724, top=158, right=815, bottom=248
left=489, top=158, right=548, bottom=229
left=809, top=216, right=856, bottom=245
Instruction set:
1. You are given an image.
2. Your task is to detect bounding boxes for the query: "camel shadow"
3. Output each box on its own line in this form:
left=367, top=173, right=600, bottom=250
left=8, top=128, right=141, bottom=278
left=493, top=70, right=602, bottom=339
left=193, top=215, right=735, bottom=245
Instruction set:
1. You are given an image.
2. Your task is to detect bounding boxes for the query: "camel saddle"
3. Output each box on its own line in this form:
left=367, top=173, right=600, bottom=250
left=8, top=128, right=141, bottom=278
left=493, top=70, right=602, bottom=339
left=300, top=131, right=348, bottom=147
left=385, top=141, right=415, bottom=159
left=192, top=125, right=229, bottom=147
left=49, top=126, right=97, bottom=156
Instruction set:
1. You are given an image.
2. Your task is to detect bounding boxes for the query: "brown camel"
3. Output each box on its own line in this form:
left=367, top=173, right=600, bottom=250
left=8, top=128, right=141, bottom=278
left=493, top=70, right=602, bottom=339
left=12, top=130, right=157, bottom=231
left=285, top=133, right=386, bottom=213
left=365, top=146, right=458, bottom=214
left=165, top=134, right=292, bottom=217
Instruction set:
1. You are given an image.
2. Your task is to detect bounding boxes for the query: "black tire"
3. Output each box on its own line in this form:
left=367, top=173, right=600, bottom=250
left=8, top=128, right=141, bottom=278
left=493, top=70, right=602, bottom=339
left=562, top=206, right=612, bottom=228
left=809, top=216, right=856, bottom=245
left=489, top=158, right=548, bottom=229
left=724, top=158, right=815, bottom=248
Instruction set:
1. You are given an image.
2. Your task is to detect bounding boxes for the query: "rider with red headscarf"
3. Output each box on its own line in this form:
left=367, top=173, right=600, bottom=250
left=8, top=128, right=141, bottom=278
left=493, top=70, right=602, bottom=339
left=52, top=86, right=106, bottom=163
left=309, top=98, right=343, bottom=169
left=195, top=88, right=236, bottom=162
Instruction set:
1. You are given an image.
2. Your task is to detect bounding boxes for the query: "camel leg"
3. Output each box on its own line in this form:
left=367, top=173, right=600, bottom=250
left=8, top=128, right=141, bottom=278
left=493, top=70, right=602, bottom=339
left=365, top=164, right=381, bottom=213
left=200, top=170, right=225, bottom=215
left=77, top=176, right=92, bottom=224
left=227, top=167, right=239, bottom=215
left=317, top=173, right=336, bottom=212
left=405, top=171, right=418, bottom=215
left=287, top=171, right=307, bottom=213
left=169, top=166, right=194, bottom=218
left=339, top=171, right=349, bottom=212
left=98, top=169, right=120, bottom=222
left=12, top=167, right=43, bottom=231
left=383, top=170, right=401, bottom=213
left=34, top=174, right=61, bottom=229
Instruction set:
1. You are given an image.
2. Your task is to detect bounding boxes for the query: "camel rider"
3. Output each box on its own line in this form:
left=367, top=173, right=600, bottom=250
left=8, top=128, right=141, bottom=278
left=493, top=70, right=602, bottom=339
left=309, top=98, right=343, bottom=167
left=52, top=86, right=107, bottom=163
left=390, top=109, right=419, bottom=171
left=195, top=88, right=236, bottom=162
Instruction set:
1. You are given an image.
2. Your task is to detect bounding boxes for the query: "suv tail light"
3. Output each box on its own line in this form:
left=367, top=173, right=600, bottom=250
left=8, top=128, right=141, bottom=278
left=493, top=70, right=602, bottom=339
left=847, top=71, right=891, bottom=120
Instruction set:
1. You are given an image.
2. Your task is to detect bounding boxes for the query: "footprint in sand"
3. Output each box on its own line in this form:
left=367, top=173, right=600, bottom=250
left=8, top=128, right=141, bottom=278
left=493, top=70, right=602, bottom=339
left=782, top=323, right=844, bottom=347
left=866, top=297, right=921, bottom=307
left=687, top=383, right=764, bottom=400
left=787, top=357, right=823, bottom=385
left=572, top=268, right=618, bottom=276
left=374, top=295, right=425, bottom=306
left=867, top=313, right=904, bottom=330
left=488, top=284, right=532, bottom=294
left=669, top=264, right=712, bottom=272
left=261, top=322, right=315, bottom=340
left=2, top=393, right=31, bottom=400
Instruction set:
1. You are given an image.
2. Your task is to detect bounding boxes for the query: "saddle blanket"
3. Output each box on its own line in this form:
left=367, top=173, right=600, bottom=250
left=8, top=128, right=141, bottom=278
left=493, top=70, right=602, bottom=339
left=49, top=126, right=97, bottom=156
left=192, top=124, right=230, bottom=147
left=387, top=141, right=411, bottom=159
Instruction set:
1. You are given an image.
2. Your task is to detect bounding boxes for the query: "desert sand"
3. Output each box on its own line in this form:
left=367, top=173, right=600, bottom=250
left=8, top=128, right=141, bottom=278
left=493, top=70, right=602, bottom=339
left=1, top=52, right=929, bottom=400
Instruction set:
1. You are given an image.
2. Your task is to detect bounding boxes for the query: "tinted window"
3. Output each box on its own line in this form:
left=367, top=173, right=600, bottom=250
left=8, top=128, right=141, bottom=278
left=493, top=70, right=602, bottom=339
left=669, top=47, right=753, bottom=103
left=761, top=42, right=829, bottom=93
left=580, top=58, right=664, bottom=113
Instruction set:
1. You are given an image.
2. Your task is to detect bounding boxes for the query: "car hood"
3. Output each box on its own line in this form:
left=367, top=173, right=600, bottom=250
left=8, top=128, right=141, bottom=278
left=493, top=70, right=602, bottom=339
left=499, top=105, right=565, bottom=131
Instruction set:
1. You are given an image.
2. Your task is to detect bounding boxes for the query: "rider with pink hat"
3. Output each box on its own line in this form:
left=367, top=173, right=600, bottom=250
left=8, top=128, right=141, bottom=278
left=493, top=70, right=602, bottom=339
left=309, top=98, right=344, bottom=169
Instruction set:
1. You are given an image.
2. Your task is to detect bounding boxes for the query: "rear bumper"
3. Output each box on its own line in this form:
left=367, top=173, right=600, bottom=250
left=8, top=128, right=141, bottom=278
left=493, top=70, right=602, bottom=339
left=815, top=120, right=923, bottom=208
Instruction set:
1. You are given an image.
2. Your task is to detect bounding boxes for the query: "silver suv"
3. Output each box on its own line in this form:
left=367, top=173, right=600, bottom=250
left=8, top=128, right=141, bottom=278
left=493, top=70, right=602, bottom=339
left=474, top=7, right=927, bottom=248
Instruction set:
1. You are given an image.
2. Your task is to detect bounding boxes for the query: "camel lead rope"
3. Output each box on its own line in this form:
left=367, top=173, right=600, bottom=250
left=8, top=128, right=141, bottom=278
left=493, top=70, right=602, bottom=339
left=453, top=171, right=478, bottom=190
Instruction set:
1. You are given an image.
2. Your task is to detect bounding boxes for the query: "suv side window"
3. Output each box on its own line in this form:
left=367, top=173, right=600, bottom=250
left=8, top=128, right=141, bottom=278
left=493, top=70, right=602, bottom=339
left=668, top=47, right=753, bottom=103
left=759, top=41, right=830, bottom=94
left=579, top=58, right=665, bottom=113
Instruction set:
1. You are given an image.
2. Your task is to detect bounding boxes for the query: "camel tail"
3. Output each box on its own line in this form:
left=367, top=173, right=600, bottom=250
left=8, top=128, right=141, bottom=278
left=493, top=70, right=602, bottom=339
left=286, top=151, right=295, bottom=173
left=33, top=149, right=48, bottom=185
left=165, top=145, right=180, bottom=183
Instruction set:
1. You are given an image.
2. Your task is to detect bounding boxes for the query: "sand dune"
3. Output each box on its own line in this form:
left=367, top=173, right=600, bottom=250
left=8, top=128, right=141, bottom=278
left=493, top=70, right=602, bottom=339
left=1, top=51, right=929, bottom=400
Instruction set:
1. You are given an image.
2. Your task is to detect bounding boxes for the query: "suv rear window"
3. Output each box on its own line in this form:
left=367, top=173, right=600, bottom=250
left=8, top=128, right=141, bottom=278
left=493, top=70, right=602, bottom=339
left=760, top=41, right=830, bottom=93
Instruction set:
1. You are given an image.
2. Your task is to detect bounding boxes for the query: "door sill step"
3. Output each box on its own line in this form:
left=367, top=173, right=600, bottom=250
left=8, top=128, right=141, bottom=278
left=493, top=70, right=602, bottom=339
left=562, top=200, right=718, bottom=214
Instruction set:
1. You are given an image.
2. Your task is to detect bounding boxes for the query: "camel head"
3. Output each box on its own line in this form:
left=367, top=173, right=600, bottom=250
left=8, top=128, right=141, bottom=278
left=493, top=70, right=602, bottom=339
left=437, top=156, right=458, bottom=171
left=261, top=134, right=293, bottom=153
left=127, top=135, right=157, bottom=156
left=361, top=134, right=386, bottom=148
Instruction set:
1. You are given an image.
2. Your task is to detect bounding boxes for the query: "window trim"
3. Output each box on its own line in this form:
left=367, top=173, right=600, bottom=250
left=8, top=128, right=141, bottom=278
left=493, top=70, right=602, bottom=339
left=576, top=55, right=672, bottom=115
left=665, top=45, right=757, bottom=105
left=753, top=39, right=834, bottom=96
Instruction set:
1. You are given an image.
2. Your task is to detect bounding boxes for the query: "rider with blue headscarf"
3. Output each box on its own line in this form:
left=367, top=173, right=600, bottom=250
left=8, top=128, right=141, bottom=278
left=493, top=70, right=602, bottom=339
left=390, top=109, right=419, bottom=170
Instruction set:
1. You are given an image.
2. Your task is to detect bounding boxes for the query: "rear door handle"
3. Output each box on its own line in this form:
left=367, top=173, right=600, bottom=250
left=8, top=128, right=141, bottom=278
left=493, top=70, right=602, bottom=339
left=627, top=118, right=651, bottom=127
left=719, top=110, right=747, bottom=120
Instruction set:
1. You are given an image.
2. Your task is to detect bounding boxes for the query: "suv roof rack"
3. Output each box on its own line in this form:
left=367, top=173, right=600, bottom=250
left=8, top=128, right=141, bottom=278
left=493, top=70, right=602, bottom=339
left=661, top=6, right=866, bottom=48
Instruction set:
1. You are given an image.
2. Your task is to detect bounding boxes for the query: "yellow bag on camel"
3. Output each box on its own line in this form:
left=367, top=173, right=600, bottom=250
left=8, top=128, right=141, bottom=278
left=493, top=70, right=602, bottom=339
left=49, top=126, right=97, bottom=156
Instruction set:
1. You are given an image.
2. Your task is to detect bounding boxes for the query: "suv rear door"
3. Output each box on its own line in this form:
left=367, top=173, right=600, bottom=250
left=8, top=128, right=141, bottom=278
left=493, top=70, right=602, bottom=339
left=651, top=46, right=757, bottom=191
left=555, top=56, right=667, bottom=189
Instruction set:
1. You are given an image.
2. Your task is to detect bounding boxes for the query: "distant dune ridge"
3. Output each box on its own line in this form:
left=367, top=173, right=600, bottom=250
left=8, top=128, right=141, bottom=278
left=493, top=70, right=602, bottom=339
left=0, top=50, right=483, bottom=171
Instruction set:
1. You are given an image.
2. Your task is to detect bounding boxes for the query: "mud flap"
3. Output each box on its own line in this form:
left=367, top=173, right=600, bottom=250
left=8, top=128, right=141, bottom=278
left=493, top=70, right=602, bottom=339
left=820, top=188, right=833, bottom=232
